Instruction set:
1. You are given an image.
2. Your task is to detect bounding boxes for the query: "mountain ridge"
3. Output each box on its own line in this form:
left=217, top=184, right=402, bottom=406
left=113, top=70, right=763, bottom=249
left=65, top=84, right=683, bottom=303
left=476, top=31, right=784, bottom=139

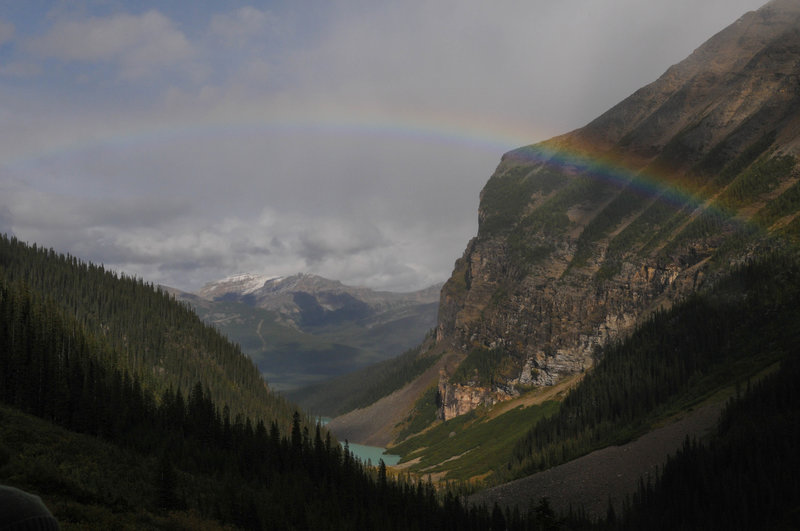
left=568, top=0, right=800, bottom=160
left=195, top=272, right=442, bottom=320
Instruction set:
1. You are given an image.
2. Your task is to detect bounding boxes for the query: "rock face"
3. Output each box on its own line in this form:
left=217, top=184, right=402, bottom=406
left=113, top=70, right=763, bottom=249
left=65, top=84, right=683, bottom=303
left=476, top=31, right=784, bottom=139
left=435, top=0, right=800, bottom=420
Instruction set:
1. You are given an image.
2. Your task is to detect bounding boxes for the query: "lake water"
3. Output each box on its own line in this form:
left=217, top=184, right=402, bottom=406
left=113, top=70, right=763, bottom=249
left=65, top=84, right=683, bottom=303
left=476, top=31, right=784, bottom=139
left=318, top=417, right=401, bottom=466
left=346, top=442, right=401, bottom=466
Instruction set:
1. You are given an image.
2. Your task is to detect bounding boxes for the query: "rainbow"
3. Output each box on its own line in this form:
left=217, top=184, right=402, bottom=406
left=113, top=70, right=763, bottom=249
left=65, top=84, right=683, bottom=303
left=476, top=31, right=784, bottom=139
left=494, top=139, right=787, bottom=241
left=1, top=105, right=550, bottom=171
left=4, top=103, right=790, bottom=242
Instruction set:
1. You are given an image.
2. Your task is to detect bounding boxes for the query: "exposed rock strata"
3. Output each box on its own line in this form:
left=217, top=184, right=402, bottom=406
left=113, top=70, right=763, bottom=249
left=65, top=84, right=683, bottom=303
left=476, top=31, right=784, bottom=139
left=434, top=0, right=800, bottom=420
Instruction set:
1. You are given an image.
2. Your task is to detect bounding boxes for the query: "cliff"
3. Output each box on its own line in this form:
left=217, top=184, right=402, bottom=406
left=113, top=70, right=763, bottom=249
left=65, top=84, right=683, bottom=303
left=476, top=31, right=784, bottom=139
left=435, top=0, right=800, bottom=420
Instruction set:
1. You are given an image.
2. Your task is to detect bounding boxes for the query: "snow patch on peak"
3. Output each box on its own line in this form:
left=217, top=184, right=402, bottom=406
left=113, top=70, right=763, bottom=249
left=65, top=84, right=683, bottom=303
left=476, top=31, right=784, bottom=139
left=206, top=273, right=283, bottom=296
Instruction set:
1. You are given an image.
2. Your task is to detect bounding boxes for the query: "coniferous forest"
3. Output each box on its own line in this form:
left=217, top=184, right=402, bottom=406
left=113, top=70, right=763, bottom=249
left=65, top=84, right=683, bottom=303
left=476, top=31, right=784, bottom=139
left=0, top=235, right=543, bottom=529
left=607, top=353, right=800, bottom=530
left=0, top=234, right=293, bottom=428
left=1, top=234, right=799, bottom=529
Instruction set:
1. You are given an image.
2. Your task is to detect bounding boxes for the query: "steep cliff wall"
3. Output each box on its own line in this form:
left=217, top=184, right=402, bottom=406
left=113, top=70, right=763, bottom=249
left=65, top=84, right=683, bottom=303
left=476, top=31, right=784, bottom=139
left=434, top=0, right=800, bottom=420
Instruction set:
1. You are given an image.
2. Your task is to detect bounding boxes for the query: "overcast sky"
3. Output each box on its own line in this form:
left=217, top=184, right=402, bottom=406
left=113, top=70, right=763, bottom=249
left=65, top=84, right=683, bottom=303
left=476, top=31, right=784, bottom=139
left=0, top=0, right=767, bottom=292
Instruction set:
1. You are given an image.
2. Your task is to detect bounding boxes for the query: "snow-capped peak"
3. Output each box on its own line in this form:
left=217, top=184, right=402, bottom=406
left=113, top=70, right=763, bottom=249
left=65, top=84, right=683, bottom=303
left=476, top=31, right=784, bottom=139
left=201, top=273, right=283, bottom=297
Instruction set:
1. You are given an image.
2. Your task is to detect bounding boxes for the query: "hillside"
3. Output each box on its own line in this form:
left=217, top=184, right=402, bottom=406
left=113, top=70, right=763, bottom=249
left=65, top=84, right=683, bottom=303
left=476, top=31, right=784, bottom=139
left=287, top=335, right=444, bottom=418
left=474, top=351, right=800, bottom=529
left=0, top=235, right=295, bottom=429
left=170, top=273, right=440, bottom=391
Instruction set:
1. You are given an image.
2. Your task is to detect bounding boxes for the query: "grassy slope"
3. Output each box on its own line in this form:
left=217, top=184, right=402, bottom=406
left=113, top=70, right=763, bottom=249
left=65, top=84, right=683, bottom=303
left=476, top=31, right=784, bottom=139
left=387, top=374, right=583, bottom=484
left=390, top=400, right=560, bottom=484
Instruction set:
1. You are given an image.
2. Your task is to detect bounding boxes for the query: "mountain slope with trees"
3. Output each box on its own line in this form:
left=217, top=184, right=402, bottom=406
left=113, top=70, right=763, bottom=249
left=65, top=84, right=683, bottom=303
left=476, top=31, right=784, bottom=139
left=0, top=234, right=292, bottom=427
left=506, top=252, right=800, bottom=479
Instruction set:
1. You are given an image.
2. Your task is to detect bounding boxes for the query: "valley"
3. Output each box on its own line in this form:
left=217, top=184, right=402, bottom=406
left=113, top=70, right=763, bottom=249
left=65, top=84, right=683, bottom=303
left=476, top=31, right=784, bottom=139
left=2, top=1, right=800, bottom=529
left=314, top=1, right=800, bottom=525
left=167, top=273, right=440, bottom=392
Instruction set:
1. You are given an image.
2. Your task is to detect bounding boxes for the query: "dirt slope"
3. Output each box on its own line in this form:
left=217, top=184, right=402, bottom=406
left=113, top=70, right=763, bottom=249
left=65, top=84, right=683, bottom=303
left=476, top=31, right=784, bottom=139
left=469, top=400, right=725, bottom=519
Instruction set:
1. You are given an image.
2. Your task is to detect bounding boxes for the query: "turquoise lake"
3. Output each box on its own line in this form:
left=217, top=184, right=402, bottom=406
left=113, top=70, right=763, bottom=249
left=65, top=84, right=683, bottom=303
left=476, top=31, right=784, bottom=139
left=346, top=442, right=401, bottom=466
left=318, top=417, right=400, bottom=466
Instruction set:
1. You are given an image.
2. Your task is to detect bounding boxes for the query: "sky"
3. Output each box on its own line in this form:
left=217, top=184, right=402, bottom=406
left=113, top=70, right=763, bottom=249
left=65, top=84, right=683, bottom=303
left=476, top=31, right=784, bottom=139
left=0, top=0, right=768, bottom=293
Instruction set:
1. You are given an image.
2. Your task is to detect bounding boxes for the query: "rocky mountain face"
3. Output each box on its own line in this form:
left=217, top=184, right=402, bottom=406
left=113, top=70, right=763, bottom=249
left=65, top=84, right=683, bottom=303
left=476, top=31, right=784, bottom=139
left=435, top=0, right=800, bottom=420
left=172, top=273, right=441, bottom=390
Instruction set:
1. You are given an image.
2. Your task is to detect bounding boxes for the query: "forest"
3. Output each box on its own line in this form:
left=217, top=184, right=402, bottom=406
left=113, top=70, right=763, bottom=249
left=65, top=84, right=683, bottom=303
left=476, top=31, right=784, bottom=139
left=556, top=343, right=800, bottom=530
left=0, top=234, right=295, bottom=428
left=605, top=353, right=800, bottom=530
left=1, top=234, right=798, bottom=529
left=0, top=235, right=551, bottom=528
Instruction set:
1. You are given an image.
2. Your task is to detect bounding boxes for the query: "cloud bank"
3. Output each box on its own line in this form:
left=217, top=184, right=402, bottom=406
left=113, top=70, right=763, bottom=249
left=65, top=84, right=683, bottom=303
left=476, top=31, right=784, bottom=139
left=0, top=0, right=767, bottom=291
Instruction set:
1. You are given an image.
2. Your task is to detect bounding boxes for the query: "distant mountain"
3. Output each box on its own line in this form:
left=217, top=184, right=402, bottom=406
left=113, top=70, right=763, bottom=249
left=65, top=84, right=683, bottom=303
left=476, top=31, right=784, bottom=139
left=197, top=272, right=441, bottom=328
left=169, top=273, right=441, bottom=391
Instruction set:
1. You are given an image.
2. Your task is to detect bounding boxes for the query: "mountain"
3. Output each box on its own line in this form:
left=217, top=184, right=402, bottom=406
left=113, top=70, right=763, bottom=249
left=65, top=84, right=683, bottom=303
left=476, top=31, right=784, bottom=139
left=171, top=273, right=440, bottom=391
left=432, top=0, right=800, bottom=421
left=381, top=251, right=800, bottom=520
left=325, top=0, right=800, bottom=451
left=196, top=272, right=440, bottom=330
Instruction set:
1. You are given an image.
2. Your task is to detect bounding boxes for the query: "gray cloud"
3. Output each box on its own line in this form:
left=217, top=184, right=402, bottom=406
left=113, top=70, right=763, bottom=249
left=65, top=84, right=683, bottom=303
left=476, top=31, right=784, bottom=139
left=26, top=10, right=194, bottom=80
left=297, top=221, right=387, bottom=264
left=0, top=205, right=12, bottom=237
left=0, top=18, right=13, bottom=45
left=0, top=0, right=768, bottom=292
left=209, top=7, right=278, bottom=50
